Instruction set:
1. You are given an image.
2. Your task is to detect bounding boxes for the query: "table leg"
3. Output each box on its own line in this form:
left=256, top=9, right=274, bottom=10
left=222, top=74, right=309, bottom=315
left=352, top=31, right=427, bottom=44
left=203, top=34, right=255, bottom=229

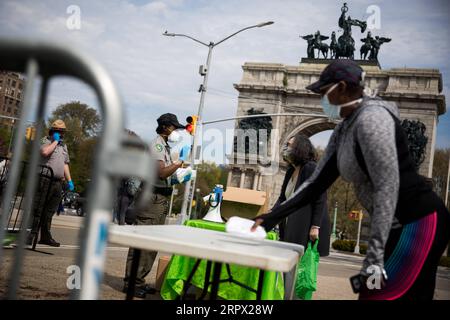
left=256, top=270, right=265, bottom=300
left=288, top=263, right=299, bottom=300
left=209, top=262, right=222, bottom=300
left=198, top=260, right=212, bottom=300
left=126, top=248, right=141, bottom=300
left=180, top=258, right=202, bottom=300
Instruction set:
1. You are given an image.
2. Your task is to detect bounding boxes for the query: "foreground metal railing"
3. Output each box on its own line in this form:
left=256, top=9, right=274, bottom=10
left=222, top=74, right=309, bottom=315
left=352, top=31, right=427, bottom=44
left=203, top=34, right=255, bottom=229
left=0, top=156, right=55, bottom=250
left=0, top=39, right=155, bottom=299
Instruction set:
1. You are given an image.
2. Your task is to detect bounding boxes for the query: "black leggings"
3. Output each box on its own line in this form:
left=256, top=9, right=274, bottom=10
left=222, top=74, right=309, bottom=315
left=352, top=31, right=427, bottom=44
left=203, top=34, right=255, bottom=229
left=360, top=204, right=450, bottom=300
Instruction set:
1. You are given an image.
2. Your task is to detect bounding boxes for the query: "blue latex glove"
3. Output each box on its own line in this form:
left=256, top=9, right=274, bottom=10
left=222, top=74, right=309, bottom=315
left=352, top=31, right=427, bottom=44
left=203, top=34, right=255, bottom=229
left=182, top=173, right=192, bottom=183
left=53, top=132, right=61, bottom=142
left=68, top=180, right=75, bottom=191
left=179, top=145, right=191, bottom=162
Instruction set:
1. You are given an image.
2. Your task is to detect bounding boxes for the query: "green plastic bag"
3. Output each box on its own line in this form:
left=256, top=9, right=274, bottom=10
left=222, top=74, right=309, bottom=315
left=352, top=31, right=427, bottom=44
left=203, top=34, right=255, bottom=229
left=295, top=240, right=319, bottom=300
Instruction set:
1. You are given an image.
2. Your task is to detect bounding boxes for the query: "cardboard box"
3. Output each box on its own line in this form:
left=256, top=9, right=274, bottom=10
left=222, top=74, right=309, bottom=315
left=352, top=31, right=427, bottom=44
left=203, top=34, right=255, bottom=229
left=155, top=255, right=171, bottom=291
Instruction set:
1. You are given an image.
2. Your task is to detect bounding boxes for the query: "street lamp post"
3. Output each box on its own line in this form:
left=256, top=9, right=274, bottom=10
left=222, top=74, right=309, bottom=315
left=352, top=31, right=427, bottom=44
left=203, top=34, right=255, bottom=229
left=8, top=119, right=15, bottom=155
left=354, top=210, right=363, bottom=254
left=445, top=154, right=450, bottom=208
left=163, top=21, right=274, bottom=222
left=331, top=201, right=338, bottom=246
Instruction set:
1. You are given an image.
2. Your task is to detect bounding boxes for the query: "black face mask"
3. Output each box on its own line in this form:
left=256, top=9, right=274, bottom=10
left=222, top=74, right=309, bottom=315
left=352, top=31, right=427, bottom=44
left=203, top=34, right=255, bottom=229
left=281, top=144, right=297, bottom=165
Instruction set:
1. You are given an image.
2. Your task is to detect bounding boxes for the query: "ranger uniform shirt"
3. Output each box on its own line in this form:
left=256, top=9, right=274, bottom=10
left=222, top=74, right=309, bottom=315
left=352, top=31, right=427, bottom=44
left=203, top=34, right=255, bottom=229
left=150, top=134, right=173, bottom=187
left=40, top=137, right=70, bottom=179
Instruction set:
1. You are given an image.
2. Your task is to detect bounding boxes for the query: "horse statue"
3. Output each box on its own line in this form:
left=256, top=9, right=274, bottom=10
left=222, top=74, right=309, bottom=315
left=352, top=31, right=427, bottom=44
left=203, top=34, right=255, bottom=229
left=360, top=31, right=374, bottom=60
left=330, top=31, right=338, bottom=59
left=336, top=3, right=367, bottom=59
left=313, top=31, right=329, bottom=58
left=301, top=31, right=329, bottom=59
left=301, top=35, right=316, bottom=58
left=369, top=36, right=391, bottom=60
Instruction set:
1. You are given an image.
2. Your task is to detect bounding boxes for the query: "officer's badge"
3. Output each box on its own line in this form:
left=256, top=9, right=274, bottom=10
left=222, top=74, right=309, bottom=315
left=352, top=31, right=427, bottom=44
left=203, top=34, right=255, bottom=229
left=155, top=144, right=163, bottom=153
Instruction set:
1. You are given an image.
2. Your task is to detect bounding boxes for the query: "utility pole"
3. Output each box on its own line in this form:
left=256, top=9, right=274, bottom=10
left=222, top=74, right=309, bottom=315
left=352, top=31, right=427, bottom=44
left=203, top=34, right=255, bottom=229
left=445, top=153, right=450, bottom=208
left=331, top=201, right=338, bottom=245
left=8, top=119, right=15, bottom=155
left=354, top=210, right=363, bottom=254
left=163, top=21, right=274, bottom=224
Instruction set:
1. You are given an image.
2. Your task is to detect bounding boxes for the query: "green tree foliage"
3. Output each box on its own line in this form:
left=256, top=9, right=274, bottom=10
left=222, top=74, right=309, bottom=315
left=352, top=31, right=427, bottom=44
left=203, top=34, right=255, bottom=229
left=432, top=148, right=450, bottom=206
left=47, top=101, right=101, bottom=194
left=316, top=147, right=364, bottom=240
left=431, top=148, right=450, bottom=257
left=195, top=162, right=228, bottom=195
left=327, top=177, right=364, bottom=240
left=171, top=161, right=228, bottom=215
left=49, top=101, right=100, bottom=137
left=0, top=126, right=12, bottom=156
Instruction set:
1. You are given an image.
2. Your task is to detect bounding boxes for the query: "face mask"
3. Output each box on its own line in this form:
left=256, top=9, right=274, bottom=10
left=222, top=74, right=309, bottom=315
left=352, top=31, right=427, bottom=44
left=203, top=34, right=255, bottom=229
left=320, top=83, right=342, bottom=120
left=281, top=144, right=296, bottom=165
left=320, top=83, right=363, bottom=120
left=168, top=129, right=182, bottom=143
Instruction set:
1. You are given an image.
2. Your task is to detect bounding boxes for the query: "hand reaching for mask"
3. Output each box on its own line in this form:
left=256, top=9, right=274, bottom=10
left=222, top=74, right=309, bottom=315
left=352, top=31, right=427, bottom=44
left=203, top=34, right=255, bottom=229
left=53, top=132, right=61, bottom=143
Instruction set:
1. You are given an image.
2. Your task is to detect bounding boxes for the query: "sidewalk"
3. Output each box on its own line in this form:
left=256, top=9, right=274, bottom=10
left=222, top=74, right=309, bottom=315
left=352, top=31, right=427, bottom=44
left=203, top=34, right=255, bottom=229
left=51, top=214, right=83, bottom=230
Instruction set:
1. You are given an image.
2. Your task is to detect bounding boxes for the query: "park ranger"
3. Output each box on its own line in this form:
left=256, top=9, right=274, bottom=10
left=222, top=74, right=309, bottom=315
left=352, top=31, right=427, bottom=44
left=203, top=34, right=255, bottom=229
left=28, top=119, right=75, bottom=247
left=123, top=113, right=187, bottom=298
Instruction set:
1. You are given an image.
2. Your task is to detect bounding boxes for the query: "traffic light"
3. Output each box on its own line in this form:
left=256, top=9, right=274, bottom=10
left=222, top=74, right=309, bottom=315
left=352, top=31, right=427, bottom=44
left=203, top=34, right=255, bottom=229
left=25, top=126, right=36, bottom=140
left=185, top=115, right=198, bottom=136
left=348, top=210, right=363, bottom=221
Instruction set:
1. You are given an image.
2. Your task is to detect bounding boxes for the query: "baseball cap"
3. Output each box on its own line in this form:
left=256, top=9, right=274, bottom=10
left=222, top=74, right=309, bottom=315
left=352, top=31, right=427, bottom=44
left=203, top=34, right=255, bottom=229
left=157, top=113, right=185, bottom=129
left=306, top=59, right=365, bottom=93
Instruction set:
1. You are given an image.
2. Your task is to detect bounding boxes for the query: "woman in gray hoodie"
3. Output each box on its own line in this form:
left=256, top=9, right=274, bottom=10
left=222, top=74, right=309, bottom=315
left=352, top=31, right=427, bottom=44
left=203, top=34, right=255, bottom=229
left=252, top=59, right=450, bottom=300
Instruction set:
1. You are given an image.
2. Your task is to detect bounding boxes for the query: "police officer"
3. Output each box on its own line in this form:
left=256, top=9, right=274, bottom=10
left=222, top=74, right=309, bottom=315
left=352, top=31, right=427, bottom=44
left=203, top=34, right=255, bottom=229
left=28, top=119, right=74, bottom=247
left=123, top=113, right=186, bottom=298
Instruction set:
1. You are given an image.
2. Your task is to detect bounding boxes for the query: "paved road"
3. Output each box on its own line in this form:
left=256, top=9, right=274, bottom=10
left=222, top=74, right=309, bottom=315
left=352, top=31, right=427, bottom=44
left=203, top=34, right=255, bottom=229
left=317, top=251, right=450, bottom=300
left=1, top=214, right=449, bottom=300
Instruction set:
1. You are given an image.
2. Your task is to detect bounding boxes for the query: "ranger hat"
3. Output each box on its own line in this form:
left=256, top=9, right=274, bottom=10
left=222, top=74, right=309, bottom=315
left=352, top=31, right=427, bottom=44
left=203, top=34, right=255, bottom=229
left=51, top=119, right=67, bottom=131
left=157, top=113, right=185, bottom=129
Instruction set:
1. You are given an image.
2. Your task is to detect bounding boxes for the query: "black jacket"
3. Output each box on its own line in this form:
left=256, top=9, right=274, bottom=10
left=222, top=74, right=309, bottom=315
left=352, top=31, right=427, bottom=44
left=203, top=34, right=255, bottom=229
left=274, top=161, right=330, bottom=257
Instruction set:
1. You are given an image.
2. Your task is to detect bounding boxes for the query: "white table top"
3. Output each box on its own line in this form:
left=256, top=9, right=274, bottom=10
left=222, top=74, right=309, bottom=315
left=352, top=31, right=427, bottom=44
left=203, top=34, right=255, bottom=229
left=108, top=224, right=304, bottom=272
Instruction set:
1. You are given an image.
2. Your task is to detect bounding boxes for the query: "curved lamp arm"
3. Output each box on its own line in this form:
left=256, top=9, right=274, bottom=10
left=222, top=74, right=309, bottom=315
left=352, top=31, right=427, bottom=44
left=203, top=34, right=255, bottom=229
left=214, top=21, right=274, bottom=46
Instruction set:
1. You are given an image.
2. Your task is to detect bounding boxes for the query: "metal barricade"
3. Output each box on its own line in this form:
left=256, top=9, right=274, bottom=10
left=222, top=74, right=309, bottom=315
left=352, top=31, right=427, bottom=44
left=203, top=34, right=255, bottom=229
left=0, top=39, right=155, bottom=299
left=0, top=156, right=55, bottom=250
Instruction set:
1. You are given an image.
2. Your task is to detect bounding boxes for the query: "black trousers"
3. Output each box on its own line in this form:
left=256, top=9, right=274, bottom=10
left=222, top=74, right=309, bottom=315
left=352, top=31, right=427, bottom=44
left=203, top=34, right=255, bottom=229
left=30, top=179, right=63, bottom=241
left=117, top=194, right=132, bottom=225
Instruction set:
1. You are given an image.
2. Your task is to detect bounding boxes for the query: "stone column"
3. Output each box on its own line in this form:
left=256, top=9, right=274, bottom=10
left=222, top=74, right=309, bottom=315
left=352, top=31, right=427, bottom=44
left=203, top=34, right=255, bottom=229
left=240, top=170, right=246, bottom=188
left=258, top=173, right=263, bottom=191
left=226, top=170, right=232, bottom=188
left=427, top=116, right=437, bottom=178
left=252, top=171, right=259, bottom=190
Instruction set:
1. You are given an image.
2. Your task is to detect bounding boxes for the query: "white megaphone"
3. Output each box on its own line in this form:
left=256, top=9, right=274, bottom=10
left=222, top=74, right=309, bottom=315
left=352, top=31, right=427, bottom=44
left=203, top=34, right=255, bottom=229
left=202, top=184, right=224, bottom=223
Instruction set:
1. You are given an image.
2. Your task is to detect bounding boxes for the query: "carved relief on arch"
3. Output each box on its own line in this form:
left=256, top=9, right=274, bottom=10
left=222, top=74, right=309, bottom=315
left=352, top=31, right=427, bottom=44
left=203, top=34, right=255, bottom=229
left=280, top=115, right=308, bottom=144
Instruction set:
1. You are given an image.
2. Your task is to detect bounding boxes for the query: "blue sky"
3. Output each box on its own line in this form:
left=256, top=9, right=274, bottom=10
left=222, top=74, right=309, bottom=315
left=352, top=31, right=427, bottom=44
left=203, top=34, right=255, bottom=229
left=0, top=0, right=448, bottom=162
